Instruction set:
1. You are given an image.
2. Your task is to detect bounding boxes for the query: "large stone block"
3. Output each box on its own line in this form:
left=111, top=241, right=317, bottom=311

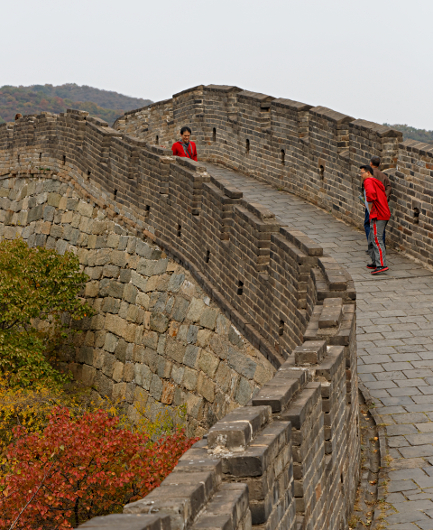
left=123, top=283, right=138, bottom=304
left=105, top=313, right=128, bottom=338
left=183, top=344, right=200, bottom=368
left=166, top=337, right=187, bottom=363
left=137, top=258, right=168, bottom=276
left=171, top=297, right=190, bottom=322
left=77, top=513, right=171, bottom=530
left=199, top=308, right=218, bottom=330
left=131, top=270, right=148, bottom=291
left=208, top=406, right=271, bottom=453
left=77, top=200, right=94, bottom=217
left=150, top=312, right=169, bottom=333
left=227, top=347, right=257, bottom=380
left=198, top=349, right=219, bottom=378
left=186, top=298, right=206, bottom=323
left=197, top=373, right=215, bottom=402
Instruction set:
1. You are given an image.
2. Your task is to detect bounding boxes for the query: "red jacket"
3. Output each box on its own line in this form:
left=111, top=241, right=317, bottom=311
left=364, top=176, right=391, bottom=221
left=171, top=141, right=197, bottom=161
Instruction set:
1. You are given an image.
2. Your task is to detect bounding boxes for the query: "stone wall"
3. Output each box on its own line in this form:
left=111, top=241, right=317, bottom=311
left=0, top=108, right=359, bottom=529
left=115, top=85, right=433, bottom=270
left=0, top=174, right=277, bottom=435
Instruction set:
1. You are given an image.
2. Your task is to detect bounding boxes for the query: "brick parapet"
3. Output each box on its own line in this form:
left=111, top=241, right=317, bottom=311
left=0, top=105, right=359, bottom=529
left=113, top=84, right=433, bottom=269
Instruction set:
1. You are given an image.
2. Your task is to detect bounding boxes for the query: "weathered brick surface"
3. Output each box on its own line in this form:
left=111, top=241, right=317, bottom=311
left=0, top=100, right=360, bottom=529
left=0, top=174, right=278, bottom=437
left=114, top=85, right=433, bottom=272
left=77, top=513, right=171, bottom=530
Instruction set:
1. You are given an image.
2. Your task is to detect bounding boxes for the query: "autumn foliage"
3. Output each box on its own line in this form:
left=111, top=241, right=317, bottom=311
left=0, top=238, right=93, bottom=388
left=0, top=238, right=197, bottom=528
left=0, top=407, right=198, bottom=530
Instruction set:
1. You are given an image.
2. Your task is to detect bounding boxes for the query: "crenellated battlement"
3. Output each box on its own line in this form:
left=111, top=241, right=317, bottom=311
left=0, top=98, right=360, bottom=530
left=114, top=85, right=433, bottom=270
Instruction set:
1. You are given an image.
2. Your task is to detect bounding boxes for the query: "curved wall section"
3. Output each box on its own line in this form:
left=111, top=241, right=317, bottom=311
left=0, top=109, right=359, bottom=530
left=0, top=174, right=276, bottom=435
left=116, top=84, right=433, bottom=269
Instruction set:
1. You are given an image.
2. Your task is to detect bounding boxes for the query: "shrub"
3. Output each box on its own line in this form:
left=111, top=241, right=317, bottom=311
left=0, top=238, right=93, bottom=387
left=0, top=373, right=93, bottom=455
left=0, top=407, right=198, bottom=529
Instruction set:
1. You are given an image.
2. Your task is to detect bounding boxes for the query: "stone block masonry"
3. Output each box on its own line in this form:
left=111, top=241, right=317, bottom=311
left=115, top=85, right=433, bottom=272
left=0, top=175, right=277, bottom=435
left=0, top=102, right=359, bottom=529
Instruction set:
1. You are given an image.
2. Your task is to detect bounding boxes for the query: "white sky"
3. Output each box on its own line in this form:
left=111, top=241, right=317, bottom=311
left=2, top=0, right=433, bottom=129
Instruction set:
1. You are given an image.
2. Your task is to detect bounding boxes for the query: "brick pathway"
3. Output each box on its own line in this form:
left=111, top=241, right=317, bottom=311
left=206, top=163, right=433, bottom=530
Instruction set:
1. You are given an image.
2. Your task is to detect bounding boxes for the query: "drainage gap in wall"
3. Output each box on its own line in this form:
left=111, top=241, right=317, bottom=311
left=17, top=154, right=20, bottom=163
left=213, top=128, right=216, bottom=142
left=279, top=320, right=285, bottom=336
left=39, top=153, right=42, bottom=160
left=246, top=139, right=250, bottom=155
left=319, top=165, right=324, bottom=180
left=237, top=280, right=244, bottom=295
left=281, top=150, right=285, bottom=166
left=205, top=250, right=210, bottom=263
left=351, top=390, right=381, bottom=529
left=177, top=224, right=181, bottom=237
left=113, top=189, right=118, bottom=200
left=87, top=170, right=91, bottom=177
left=414, top=207, right=420, bottom=224
left=62, top=155, right=66, bottom=165
left=156, top=135, right=159, bottom=145
left=145, top=205, right=150, bottom=216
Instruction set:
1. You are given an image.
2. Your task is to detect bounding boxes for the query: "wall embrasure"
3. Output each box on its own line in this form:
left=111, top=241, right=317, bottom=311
left=115, top=84, right=433, bottom=270
left=0, top=173, right=277, bottom=436
left=0, top=108, right=359, bottom=530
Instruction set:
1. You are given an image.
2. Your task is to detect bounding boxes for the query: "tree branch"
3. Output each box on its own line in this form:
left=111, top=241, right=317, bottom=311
left=8, top=462, right=54, bottom=530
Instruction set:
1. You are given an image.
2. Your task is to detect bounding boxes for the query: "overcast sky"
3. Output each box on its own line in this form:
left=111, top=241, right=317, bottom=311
left=3, top=0, right=432, bottom=129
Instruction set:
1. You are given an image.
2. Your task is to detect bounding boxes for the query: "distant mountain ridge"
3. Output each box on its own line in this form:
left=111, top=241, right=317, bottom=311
left=2, top=86, right=432, bottom=146
left=0, top=84, right=152, bottom=125
left=385, top=123, right=433, bottom=145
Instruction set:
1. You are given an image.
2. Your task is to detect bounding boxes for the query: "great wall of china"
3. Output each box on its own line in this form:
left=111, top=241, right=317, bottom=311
left=1, top=84, right=433, bottom=530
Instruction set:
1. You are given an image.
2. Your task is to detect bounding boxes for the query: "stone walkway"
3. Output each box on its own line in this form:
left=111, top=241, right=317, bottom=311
left=206, top=163, right=433, bottom=530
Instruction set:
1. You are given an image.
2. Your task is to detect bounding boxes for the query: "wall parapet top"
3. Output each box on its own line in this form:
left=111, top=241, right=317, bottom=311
left=112, top=83, right=433, bottom=269
left=400, top=138, right=433, bottom=155
left=310, top=105, right=354, bottom=124
left=204, top=84, right=242, bottom=93
left=0, top=91, right=362, bottom=528
left=172, top=84, right=204, bottom=98
left=272, top=97, right=312, bottom=111
left=237, top=90, right=275, bottom=103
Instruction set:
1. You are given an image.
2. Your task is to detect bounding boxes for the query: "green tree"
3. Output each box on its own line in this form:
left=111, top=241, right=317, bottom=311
left=384, top=123, right=433, bottom=145
left=0, top=239, right=93, bottom=387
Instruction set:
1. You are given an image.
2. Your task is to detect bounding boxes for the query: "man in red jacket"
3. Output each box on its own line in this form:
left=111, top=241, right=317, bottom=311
left=171, top=126, right=198, bottom=161
left=363, top=156, right=392, bottom=246
left=361, top=165, right=391, bottom=275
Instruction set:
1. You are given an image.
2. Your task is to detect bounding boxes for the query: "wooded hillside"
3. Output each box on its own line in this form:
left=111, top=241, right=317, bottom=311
left=385, top=123, right=433, bottom=145
left=0, top=84, right=152, bottom=125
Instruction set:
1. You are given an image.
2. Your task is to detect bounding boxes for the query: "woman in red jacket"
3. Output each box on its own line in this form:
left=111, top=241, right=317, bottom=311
left=171, top=126, right=198, bottom=161
left=361, top=165, right=391, bottom=275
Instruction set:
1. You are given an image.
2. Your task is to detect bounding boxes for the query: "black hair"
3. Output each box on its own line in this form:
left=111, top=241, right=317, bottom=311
left=180, top=126, right=192, bottom=135
left=360, top=165, right=373, bottom=175
left=370, top=155, right=381, bottom=167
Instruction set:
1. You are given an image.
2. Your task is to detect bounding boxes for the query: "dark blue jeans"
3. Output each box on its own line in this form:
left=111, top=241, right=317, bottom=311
left=364, top=208, right=386, bottom=246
